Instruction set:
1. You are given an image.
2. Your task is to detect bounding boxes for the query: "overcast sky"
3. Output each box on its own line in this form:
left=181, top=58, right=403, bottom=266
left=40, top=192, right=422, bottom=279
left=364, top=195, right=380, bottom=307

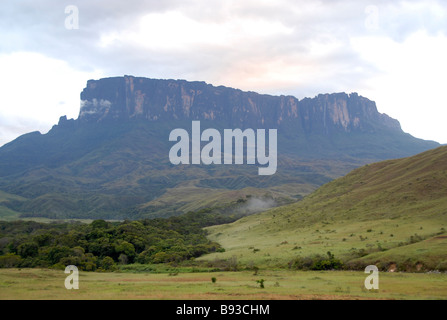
left=1, top=0, right=447, bottom=146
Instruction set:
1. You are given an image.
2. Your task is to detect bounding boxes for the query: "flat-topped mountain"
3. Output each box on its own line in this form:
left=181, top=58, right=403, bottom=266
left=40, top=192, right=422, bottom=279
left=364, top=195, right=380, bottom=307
left=79, top=76, right=399, bottom=134
left=0, top=76, right=439, bottom=219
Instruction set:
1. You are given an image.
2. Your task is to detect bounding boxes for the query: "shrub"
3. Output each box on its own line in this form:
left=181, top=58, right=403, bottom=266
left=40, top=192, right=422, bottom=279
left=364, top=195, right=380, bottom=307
left=0, top=253, right=22, bottom=268
left=436, top=260, right=447, bottom=272
left=207, top=256, right=238, bottom=271
left=289, top=251, right=343, bottom=271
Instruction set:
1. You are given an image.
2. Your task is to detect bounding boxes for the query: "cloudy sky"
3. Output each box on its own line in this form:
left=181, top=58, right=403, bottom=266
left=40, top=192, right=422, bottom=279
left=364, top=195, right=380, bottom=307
left=1, top=0, right=447, bottom=146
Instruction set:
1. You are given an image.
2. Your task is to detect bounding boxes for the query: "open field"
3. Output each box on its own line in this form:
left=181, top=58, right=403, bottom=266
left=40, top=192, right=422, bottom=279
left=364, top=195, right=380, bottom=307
left=0, top=268, right=446, bottom=300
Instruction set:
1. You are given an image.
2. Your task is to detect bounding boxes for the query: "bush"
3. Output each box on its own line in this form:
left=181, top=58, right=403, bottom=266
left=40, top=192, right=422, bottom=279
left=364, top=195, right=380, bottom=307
left=312, top=258, right=343, bottom=270
left=436, top=260, right=447, bottom=272
left=207, top=256, right=239, bottom=271
left=289, top=252, right=344, bottom=271
left=288, top=256, right=314, bottom=270
left=256, top=279, right=265, bottom=289
left=0, top=253, right=22, bottom=268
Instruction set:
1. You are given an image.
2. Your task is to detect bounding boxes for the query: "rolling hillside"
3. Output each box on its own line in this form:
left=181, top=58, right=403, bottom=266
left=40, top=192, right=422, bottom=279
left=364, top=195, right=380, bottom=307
left=202, top=146, right=447, bottom=271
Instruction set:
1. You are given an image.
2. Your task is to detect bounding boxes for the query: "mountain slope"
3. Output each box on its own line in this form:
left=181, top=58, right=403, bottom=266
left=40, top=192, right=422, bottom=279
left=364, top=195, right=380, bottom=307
left=0, top=76, right=439, bottom=219
left=202, top=146, right=447, bottom=271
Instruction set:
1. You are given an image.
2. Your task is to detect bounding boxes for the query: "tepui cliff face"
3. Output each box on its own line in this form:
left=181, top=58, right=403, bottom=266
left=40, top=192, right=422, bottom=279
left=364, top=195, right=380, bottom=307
left=78, top=75, right=400, bottom=135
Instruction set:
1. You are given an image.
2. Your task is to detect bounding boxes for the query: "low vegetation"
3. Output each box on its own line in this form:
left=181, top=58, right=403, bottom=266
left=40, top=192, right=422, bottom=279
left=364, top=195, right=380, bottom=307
left=288, top=251, right=344, bottom=271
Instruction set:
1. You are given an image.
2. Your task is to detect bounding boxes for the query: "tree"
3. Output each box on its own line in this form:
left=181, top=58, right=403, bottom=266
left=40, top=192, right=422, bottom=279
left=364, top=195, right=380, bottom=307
left=118, top=254, right=128, bottom=265
left=47, top=246, right=72, bottom=265
left=91, top=219, right=109, bottom=229
left=33, top=233, right=54, bottom=247
left=17, top=242, right=39, bottom=258
left=114, top=241, right=136, bottom=263
left=152, top=252, right=169, bottom=264
left=100, top=256, right=116, bottom=271
left=88, top=238, right=114, bottom=258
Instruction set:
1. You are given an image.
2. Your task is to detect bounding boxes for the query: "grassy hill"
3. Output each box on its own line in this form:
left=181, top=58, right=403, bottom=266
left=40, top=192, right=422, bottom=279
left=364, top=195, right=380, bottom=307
left=201, top=146, right=447, bottom=272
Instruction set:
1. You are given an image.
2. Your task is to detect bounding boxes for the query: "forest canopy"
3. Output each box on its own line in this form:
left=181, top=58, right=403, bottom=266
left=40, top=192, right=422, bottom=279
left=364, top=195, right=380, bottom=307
left=0, top=210, right=233, bottom=271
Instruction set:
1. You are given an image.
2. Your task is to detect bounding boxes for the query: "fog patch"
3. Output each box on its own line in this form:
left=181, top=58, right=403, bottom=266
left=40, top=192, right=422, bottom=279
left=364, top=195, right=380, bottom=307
left=236, top=196, right=277, bottom=215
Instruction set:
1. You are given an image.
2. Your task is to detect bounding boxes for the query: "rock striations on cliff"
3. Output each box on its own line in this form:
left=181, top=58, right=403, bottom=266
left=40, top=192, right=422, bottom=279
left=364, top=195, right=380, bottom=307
left=78, top=76, right=400, bottom=134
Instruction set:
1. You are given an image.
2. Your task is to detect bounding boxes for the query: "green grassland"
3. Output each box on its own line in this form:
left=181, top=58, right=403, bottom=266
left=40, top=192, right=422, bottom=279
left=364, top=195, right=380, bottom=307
left=0, top=268, right=446, bottom=300
left=201, top=146, right=447, bottom=271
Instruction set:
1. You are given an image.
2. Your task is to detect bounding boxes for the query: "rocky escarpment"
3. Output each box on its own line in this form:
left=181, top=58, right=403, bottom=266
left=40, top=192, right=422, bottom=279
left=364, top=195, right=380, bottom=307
left=78, top=75, right=400, bottom=135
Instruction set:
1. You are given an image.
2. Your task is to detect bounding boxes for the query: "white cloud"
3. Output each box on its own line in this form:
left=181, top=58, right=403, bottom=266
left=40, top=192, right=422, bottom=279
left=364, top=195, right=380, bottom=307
left=351, top=30, right=447, bottom=143
left=99, top=10, right=293, bottom=50
left=0, top=52, right=103, bottom=146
